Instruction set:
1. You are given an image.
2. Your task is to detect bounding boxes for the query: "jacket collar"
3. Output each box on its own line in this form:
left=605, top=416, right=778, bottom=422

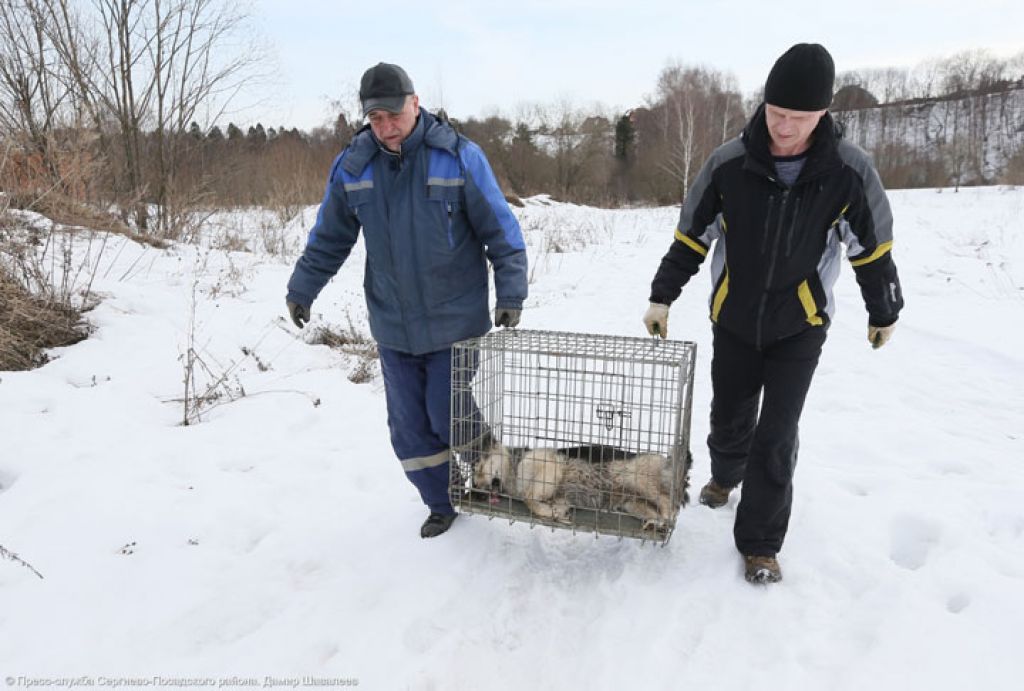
left=342, top=109, right=459, bottom=176
left=742, top=103, right=843, bottom=184
left=422, top=110, right=459, bottom=154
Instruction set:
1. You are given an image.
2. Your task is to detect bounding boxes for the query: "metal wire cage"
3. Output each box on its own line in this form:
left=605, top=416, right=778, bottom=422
left=450, top=329, right=696, bottom=544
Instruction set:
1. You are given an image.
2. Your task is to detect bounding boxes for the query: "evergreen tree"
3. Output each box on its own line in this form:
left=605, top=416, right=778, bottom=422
left=334, top=113, right=357, bottom=142
left=250, top=123, right=267, bottom=144
left=614, top=113, right=635, bottom=161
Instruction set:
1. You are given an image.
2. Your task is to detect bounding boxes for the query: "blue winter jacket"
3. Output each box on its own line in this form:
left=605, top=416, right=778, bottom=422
left=286, top=109, right=528, bottom=355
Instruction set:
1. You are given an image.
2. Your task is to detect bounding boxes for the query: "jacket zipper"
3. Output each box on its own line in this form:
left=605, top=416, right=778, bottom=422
left=445, top=201, right=454, bottom=248
left=784, top=194, right=802, bottom=257
left=761, top=194, right=775, bottom=255
left=756, top=186, right=789, bottom=349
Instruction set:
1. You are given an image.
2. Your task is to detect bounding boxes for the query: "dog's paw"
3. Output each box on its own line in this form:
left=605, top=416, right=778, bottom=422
left=642, top=519, right=669, bottom=534
left=540, top=502, right=573, bottom=524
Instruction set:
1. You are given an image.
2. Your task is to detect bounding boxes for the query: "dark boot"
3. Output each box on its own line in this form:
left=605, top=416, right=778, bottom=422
left=420, top=512, right=457, bottom=538
left=698, top=479, right=734, bottom=508
left=743, top=555, right=782, bottom=584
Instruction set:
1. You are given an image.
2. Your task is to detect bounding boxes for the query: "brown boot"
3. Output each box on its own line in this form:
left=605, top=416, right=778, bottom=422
left=744, top=555, right=782, bottom=584
left=698, top=479, right=734, bottom=508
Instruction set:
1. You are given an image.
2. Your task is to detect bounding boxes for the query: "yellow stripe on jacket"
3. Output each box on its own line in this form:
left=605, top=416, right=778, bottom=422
left=797, top=280, right=824, bottom=326
left=850, top=241, right=893, bottom=267
left=711, top=270, right=729, bottom=322
left=674, top=229, right=708, bottom=257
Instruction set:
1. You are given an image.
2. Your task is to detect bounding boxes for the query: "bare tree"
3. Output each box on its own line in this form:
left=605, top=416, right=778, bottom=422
left=940, top=49, right=1006, bottom=96
left=1009, top=51, right=1024, bottom=82
left=537, top=99, right=612, bottom=203
left=836, top=68, right=909, bottom=105
left=0, top=0, right=76, bottom=195
left=909, top=58, right=946, bottom=100
left=147, top=0, right=264, bottom=235
left=21, top=0, right=264, bottom=234
left=459, top=113, right=514, bottom=186
left=504, top=120, right=547, bottom=196
left=642, top=63, right=744, bottom=199
left=91, top=0, right=261, bottom=234
left=658, top=67, right=697, bottom=193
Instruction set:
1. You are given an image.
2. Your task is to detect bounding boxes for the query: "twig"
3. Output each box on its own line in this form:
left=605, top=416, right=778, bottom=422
left=102, top=235, right=133, bottom=279
left=164, top=387, right=321, bottom=411
left=0, top=543, right=45, bottom=579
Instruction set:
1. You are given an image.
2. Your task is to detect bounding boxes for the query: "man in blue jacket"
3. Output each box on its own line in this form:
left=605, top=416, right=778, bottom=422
left=286, top=63, right=528, bottom=538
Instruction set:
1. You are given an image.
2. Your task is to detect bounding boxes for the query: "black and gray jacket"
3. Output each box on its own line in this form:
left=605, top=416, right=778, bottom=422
left=650, top=104, right=904, bottom=349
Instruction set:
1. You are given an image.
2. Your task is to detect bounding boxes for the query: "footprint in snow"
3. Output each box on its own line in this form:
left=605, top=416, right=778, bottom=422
left=946, top=591, right=971, bottom=614
left=0, top=470, right=15, bottom=494
left=889, top=515, right=943, bottom=571
left=401, top=617, right=445, bottom=654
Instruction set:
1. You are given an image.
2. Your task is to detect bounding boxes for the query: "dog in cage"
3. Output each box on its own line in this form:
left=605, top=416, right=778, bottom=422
left=471, top=441, right=690, bottom=532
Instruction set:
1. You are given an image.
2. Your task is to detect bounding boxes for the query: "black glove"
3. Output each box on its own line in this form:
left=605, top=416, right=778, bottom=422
left=494, top=308, right=521, bottom=328
left=287, top=301, right=310, bottom=329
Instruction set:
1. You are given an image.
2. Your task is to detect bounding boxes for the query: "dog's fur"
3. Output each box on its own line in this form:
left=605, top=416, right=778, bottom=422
left=472, top=442, right=689, bottom=530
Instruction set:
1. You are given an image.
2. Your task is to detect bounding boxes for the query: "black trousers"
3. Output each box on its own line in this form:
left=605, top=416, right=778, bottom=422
left=707, top=324, right=827, bottom=556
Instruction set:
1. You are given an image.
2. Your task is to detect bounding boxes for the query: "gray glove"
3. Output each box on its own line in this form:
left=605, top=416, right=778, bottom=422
left=287, top=301, right=310, bottom=329
left=494, top=308, right=521, bottom=328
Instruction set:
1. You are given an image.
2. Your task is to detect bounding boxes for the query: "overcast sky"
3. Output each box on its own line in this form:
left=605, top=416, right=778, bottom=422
left=234, top=0, right=1024, bottom=130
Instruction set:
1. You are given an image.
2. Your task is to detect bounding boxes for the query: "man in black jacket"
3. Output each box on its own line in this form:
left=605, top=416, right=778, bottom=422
left=643, top=43, right=903, bottom=584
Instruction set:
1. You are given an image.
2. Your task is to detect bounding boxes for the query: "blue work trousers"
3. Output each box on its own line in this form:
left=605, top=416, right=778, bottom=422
left=378, top=346, right=483, bottom=515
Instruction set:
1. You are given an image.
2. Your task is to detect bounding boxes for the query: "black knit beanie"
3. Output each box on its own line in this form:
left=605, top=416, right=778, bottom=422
left=764, top=43, right=835, bottom=111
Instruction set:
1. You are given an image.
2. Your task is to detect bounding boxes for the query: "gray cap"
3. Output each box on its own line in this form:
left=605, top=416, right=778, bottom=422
left=360, top=63, right=415, bottom=116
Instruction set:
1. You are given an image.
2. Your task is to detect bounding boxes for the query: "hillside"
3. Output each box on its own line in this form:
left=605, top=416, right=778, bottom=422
left=836, top=85, right=1024, bottom=185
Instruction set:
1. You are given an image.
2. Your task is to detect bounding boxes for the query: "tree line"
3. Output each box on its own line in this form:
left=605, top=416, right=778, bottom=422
left=2, top=0, right=1023, bottom=239
left=461, top=50, right=1024, bottom=203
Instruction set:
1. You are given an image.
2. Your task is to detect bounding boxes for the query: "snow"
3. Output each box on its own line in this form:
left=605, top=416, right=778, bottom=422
left=2, top=186, right=1023, bottom=689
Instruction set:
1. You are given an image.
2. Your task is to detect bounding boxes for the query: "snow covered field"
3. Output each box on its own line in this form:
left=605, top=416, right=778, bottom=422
left=1, top=186, right=1022, bottom=689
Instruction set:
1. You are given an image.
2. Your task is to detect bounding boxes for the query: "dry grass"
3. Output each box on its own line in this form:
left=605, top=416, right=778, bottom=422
left=307, top=318, right=379, bottom=384
left=1000, top=148, right=1024, bottom=185
left=0, top=268, right=89, bottom=370
left=7, top=192, right=168, bottom=249
left=0, top=192, right=101, bottom=371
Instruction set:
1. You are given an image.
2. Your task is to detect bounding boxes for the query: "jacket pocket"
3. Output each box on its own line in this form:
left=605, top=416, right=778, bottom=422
left=345, top=188, right=374, bottom=222
left=426, top=184, right=468, bottom=251
left=444, top=200, right=457, bottom=248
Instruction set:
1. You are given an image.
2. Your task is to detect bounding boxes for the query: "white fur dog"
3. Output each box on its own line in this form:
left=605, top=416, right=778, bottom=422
left=472, top=442, right=688, bottom=530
